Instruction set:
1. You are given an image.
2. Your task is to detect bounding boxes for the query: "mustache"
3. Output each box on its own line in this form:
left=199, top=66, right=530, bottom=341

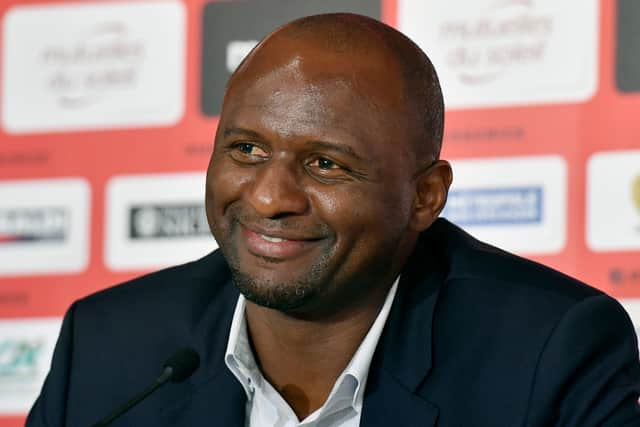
left=227, top=205, right=333, bottom=238
left=227, top=204, right=332, bottom=237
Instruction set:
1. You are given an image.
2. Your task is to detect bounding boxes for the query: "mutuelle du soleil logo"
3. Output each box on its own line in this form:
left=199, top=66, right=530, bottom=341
left=398, top=0, right=598, bottom=108
left=0, top=207, right=68, bottom=243
left=0, top=338, right=42, bottom=379
left=129, top=204, right=210, bottom=239
left=40, top=22, right=145, bottom=110
left=443, top=186, right=543, bottom=226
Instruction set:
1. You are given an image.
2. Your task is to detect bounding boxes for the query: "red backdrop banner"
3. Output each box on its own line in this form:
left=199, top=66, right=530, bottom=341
left=0, top=1, right=638, bottom=425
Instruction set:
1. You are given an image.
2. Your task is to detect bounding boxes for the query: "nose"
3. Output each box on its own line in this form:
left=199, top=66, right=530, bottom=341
left=245, top=160, right=309, bottom=219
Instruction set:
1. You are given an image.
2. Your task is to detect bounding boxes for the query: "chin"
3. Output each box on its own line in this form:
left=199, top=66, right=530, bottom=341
left=230, top=267, right=322, bottom=312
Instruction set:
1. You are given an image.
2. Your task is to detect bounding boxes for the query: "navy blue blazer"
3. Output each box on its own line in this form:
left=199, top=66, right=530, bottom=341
left=27, top=219, right=640, bottom=426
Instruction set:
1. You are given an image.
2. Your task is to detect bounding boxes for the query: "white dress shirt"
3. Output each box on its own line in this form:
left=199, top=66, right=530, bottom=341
left=224, top=278, right=399, bottom=427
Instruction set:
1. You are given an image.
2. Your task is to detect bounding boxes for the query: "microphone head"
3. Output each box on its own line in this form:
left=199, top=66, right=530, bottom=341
left=163, top=347, right=200, bottom=383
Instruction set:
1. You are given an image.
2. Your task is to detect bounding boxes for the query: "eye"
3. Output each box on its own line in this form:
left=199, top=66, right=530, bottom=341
left=307, top=156, right=341, bottom=170
left=237, top=143, right=254, bottom=154
left=228, top=142, right=269, bottom=163
left=305, top=156, right=352, bottom=181
left=316, top=157, right=339, bottom=170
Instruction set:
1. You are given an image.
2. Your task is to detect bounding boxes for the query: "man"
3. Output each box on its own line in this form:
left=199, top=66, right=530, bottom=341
left=28, top=13, right=640, bottom=427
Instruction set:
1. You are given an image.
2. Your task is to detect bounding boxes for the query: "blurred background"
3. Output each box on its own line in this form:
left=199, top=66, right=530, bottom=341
left=0, top=0, right=639, bottom=424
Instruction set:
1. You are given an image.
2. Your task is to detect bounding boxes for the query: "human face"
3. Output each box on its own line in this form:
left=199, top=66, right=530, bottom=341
left=205, top=51, right=420, bottom=316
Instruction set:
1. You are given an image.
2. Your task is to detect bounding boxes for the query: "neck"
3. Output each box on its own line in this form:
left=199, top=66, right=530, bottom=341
left=244, top=278, right=393, bottom=420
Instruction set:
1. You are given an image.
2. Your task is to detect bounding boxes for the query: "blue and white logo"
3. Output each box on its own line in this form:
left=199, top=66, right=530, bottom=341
left=0, top=178, right=90, bottom=276
left=444, top=187, right=543, bottom=226
left=0, top=207, right=68, bottom=244
left=443, top=156, right=566, bottom=255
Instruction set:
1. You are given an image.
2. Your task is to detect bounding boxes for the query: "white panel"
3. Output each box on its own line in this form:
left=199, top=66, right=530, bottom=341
left=2, top=0, right=185, bottom=133
left=0, top=318, right=62, bottom=414
left=587, top=150, right=640, bottom=251
left=398, top=0, right=599, bottom=108
left=0, top=178, right=90, bottom=276
left=443, top=155, right=567, bottom=254
left=105, top=172, right=217, bottom=271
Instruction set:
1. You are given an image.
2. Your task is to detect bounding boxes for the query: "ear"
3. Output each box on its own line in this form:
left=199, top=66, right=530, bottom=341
left=409, top=160, right=453, bottom=232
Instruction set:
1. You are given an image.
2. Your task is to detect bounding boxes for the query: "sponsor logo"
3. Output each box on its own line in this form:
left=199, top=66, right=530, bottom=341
left=0, top=318, right=61, bottom=415
left=587, top=150, right=640, bottom=251
left=0, top=179, right=90, bottom=276
left=200, top=0, right=381, bottom=116
left=444, top=187, right=542, bottom=226
left=0, top=207, right=68, bottom=243
left=2, top=1, right=185, bottom=133
left=398, top=0, right=599, bottom=108
left=105, top=173, right=217, bottom=270
left=0, top=338, right=42, bottom=380
left=616, top=0, right=640, bottom=92
left=443, top=155, right=566, bottom=254
left=226, top=40, right=259, bottom=74
left=39, top=22, right=145, bottom=110
left=129, top=204, right=209, bottom=239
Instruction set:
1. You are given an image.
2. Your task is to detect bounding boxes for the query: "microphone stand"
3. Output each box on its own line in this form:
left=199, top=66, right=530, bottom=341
left=90, top=366, right=174, bottom=427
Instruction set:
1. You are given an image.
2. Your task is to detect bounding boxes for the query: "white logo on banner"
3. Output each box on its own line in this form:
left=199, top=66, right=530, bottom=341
left=0, top=318, right=61, bottom=415
left=587, top=150, right=640, bottom=252
left=0, top=178, right=90, bottom=276
left=105, top=172, right=218, bottom=271
left=398, top=0, right=599, bottom=108
left=226, top=40, right=258, bottom=73
left=442, top=155, right=566, bottom=254
left=2, top=1, right=185, bottom=133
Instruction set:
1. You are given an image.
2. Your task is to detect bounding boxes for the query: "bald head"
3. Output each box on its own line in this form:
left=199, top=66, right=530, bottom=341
left=227, top=13, right=445, bottom=163
left=207, top=13, right=453, bottom=316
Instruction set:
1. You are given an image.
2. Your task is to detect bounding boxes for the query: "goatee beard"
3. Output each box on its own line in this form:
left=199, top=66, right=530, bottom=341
left=228, top=253, right=330, bottom=312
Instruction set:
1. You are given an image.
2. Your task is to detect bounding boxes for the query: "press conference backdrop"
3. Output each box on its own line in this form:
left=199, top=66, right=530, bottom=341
left=0, top=0, right=639, bottom=424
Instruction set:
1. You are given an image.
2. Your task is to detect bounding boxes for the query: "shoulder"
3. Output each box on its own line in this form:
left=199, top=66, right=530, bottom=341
left=422, top=218, right=605, bottom=314
left=412, top=219, right=633, bottom=357
left=72, top=249, right=235, bottom=336
left=402, top=226, right=640, bottom=426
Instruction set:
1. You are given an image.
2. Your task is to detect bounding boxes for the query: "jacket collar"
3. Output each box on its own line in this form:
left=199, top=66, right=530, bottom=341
left=157, top=251, right=247, bottom=426
left=359, top=220, right=448, bottom=426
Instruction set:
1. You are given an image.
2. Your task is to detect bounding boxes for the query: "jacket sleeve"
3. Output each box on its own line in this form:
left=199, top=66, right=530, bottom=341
left=526, top=294, right=640, bottom=427
left=25, top=303, right=77, bottom=427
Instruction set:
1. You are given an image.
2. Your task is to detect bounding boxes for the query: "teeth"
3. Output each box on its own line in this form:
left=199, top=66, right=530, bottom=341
left=260, top=234, right=285, bottom=243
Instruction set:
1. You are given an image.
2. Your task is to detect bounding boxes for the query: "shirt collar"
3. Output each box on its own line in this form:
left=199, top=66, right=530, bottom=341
left=224, top=277, right=400, bottom=413
left=224, top=295, right=261, bottom=397
left=340, top=277, right=399, bottom=410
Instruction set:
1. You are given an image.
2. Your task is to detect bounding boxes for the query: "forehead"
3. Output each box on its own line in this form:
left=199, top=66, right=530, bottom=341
left=220, top=43, right=410, bottom=147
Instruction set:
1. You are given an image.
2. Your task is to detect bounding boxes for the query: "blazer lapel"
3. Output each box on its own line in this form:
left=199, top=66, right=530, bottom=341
left=158, top=368, right=246, bottom=427
left=360, top=369, right=439, bottom=427
left=157, top=273, right=247, bottom=426
left=360, top=226, right=446, bottom=427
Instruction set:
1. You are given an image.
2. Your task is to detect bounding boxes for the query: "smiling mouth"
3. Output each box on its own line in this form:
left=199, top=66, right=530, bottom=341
left=258, top=233, right=287, bottom=243
left=240, top=225, right=325, bottom=260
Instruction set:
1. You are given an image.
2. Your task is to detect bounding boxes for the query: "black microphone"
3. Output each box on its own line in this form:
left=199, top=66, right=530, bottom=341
left=91, top=347, right=200, bottom=427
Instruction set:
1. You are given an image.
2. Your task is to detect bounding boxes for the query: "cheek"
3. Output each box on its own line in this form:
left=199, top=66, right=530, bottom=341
left=205, top=159, right=255, bottom=233
left=207, top=160, right=251, bottom=206
left=309, top=183, right=413, bottom=242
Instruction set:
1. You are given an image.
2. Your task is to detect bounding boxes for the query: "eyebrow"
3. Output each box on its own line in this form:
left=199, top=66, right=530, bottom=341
left=223, top=126, right=264, bottom=140
left=304, top=140, right=365, bottom=161
left=222, top=126, right=365, bottom=161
